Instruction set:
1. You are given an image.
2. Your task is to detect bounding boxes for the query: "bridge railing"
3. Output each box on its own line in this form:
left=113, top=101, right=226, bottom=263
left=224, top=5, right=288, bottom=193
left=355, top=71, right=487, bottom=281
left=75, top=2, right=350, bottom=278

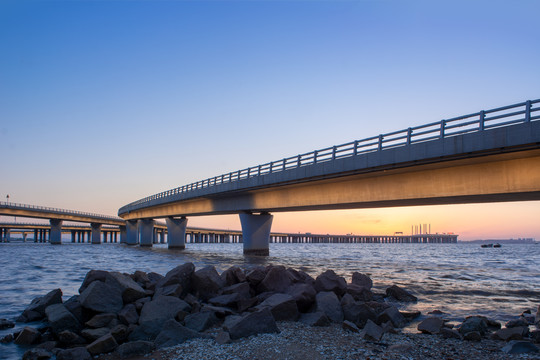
left=0, top=201, right=124, bottom=222
left=123, top=99, right=540, bottom=210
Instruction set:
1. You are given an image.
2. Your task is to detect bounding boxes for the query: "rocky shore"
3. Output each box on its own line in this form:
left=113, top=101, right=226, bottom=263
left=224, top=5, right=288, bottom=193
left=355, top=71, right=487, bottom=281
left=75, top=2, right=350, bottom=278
left=1, top=263, right=539, bottom=359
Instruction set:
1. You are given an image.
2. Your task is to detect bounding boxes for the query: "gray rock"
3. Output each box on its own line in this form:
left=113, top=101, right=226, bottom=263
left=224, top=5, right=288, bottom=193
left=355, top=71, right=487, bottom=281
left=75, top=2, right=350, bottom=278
left=342, top=320, right=360, bottom=332
left=257, top=266, right=293, bottom=294
left=153, top=283, right=183, bottom=298
left=155, top=319, right=208, bottom=348
left=184, top=311, right=219, bottom=332
left=85, top=313, right=117, bottom=328
left=492, top=327, right=528, bottom=341
left=314, top=270, right=347, bottom=296
left=79, top=270, right=109, bottom=293
left=132, top=270, right=150, bottom=287
left=79, top=280, right=123, bottom=314
left=0, top=318, right=15, bottom=329
left=22, top=348, right=52, bottom=360
left=227, top=308, right=280, bottom=340
left=139, top=295, right=191, bottom=325
left=459, top=316, right=488, bottom=335
left=209, top=293, right=242, bottom=308
left=238, top=297, right=259, bottom=313
left=417, top=317, right=444, bottom=334
left=56, top=347, right=92, bottom=360
left=222, top=282, right=251, bottom=299
left=502, top=340, right=539, bottom=354
left=106, top=272, right=147, bottom=304
left=81, top=327, right=110, bottom=342
left=256, top=293, right=299, bottom=321
left=215, top=330, right=231, bottom=344
left=440, top=327, right=462, bottom=339
left=221, top=266, right=247, bottom=286
left=1, top=334, right=14, bottom=343
left=342, top=302, right=377, bottom=328
left=286, top=283, right=317, bottom=312
left=155, top=262, right=194, bottom=296
left=463, top=331, right=482, bottom=341
left=531, top=330, right=540, bottom=343
left=316, top=291, right=343, bottom=323
left=86, top=333, right=118, bottom=356
left=347, top=283, right=373, bottom=302
left=385, top=285, right=417, bottom=302
left=505, top=317, right=529, bottom=328
left=401, top=310, right=421, bottom=321
left=63, top=295, right=86, bottom=324
left=351, top=272, right=373, bottom=290
left=246, top=267, right=266, bottom=287
left=118, top=304, right=139, bottom=325
left=286, top=268, right=315, bottom=285
left=361, top=319, right=383, bottom=341
left=15, top=326, right=41, bottom=345
left=128, top=321, right=163, bottom=342
left=340, top=293, right=355, bottom=307
left=299, top=312, right=330, bottom=327
left=45, top=303, right=81, bottom=334
left=19, top=288, right=63, bottom=322
left=200, top=304, right=236, bottom=317
left=111, top=324, right=129, bottom=343
left=58, top=330, right=87, bottom=345
left=134, top=296, right=151, bottom=311
left=115, top=340, right=155, bottom=357
left=192, top=265, right=225, bottom=301
left=377, top=306, right=407, bottom=328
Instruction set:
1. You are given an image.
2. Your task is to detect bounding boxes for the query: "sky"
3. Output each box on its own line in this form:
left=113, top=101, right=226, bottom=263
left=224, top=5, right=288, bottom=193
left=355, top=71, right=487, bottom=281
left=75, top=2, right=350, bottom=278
left=1, top=0, right=539, bottom=240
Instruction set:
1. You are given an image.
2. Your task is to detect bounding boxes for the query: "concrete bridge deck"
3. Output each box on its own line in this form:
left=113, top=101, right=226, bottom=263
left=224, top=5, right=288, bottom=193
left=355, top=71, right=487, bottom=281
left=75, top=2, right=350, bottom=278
left=118, top=99, right=539, bottom=254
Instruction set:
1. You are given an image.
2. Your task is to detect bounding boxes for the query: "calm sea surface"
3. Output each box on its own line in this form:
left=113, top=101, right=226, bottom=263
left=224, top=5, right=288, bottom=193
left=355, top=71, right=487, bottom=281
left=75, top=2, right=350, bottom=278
left=1, top=242, right=539, bottom=358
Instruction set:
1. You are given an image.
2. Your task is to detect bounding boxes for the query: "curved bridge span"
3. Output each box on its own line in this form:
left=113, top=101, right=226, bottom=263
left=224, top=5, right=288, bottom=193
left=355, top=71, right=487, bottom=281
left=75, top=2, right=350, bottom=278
left=119, top=99, right=540, bottom=255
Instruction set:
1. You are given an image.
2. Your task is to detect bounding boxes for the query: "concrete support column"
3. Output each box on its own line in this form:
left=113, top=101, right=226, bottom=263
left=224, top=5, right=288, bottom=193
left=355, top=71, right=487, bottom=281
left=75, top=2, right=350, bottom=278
left=165, top=217, right=187, bottom=249
left=138, top=219, right=155, bottom=247
left=126, top=220, right=138, bottom=245
left=119, top=226, right=127, bottom=244
left=71, top=230, right=76, bottom=243
left=239, top=212, right=273, bottom=256
left=91, top=223, right=102, bottom=244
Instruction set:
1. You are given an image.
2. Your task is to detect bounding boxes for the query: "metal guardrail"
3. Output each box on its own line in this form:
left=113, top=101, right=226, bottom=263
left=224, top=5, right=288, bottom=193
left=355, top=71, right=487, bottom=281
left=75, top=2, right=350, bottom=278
left=122, top=99, right=540, bottom=211
left=0, top=202, right=124, bottom=222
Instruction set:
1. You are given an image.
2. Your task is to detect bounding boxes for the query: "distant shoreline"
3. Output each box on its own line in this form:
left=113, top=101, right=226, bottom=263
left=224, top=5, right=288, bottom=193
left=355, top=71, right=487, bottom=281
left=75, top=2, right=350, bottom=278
left=460, top=239, right=538, bottom=244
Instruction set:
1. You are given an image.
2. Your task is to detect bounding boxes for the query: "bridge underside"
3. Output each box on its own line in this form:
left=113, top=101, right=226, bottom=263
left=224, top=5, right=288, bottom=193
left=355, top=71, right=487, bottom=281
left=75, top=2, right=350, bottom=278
left=120, top=149, right=540, bottom=220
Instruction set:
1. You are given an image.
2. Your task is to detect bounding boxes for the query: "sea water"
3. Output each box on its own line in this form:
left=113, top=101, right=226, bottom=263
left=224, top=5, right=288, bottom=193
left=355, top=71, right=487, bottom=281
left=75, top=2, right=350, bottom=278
left=1, top=242, right=539, bottom=358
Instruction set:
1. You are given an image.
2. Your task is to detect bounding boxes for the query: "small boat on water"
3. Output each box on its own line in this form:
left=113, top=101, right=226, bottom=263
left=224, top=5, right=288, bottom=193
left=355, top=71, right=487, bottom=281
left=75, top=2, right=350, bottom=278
left=481, top=243, right=502, bottom=248
left=493, top=243, right=502, bottom=248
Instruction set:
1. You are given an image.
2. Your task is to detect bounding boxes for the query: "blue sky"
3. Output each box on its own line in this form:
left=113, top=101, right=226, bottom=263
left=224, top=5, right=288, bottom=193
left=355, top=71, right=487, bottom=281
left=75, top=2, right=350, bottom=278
left=1, top=0, right=539, bottom=239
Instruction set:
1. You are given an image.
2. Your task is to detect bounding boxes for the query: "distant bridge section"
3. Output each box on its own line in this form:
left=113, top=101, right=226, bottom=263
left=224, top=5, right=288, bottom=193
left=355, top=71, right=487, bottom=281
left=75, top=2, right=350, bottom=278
left=0, top=202, right=125, bottom=244
left=118, top=99, right=540, bottom=255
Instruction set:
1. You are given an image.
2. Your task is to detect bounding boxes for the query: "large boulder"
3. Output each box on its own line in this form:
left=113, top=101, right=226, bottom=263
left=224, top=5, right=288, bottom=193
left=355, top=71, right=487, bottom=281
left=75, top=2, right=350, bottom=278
left=351, top=272, right=373, bottom=289
left=417, top=317, right=444, bottom=334
left=45, top=304, right=82, bottom=334
left=286, top=283, right=317, bottom=312
left=118, top=304, right=139, bottom=325
left=342, top=302, right=377, bottom=328
left=192, top=266, right=225, bottom=301
left=502, top=340, right=539, bottom=354
left=86, top=333, right=118, bottom=356
left=315, top=291, right=343, bottom=323
left=14, top=327, right=41, bottom=345
left=299, top=312, right=330, bottom=327
left=79, top=270, right=109, bottom=293
left=19, top=288, right=63, bottom=322
left=286, top=268, right=315, bottom=285
left=106, top=272, right=147, bottom=304
left=255, top=293, right=299, bottom=321
left=377, top=306, right=407, bottom=328
left=246, top=267, right=267, bottom=287
left=155, top=262, right=195, bottom=296
left=79, top=280, right=123, bottom=314
left=115, top=341, right=155, bottom=358
left=492, top=327, right=528, bottom=341
left=361, top=319, right=383, bottom=341
left=184, top=311, right=219, bottom=332
left=0, top=319, right=15, bottom=329
left=57, top=330, right=86, bottom=346
left=314, top=270, right=347, bottom=296
left=81, top=327, right=110, bottom=342
left=63, top=295, right=88, bottom=325
left=257, top=266, right=293, bottom=294
left=222, top=282, right=251, bottom=299
left=56, top=347, right=92, bottom=360
left=154, top=319, right=209, bottom=349
left=22, top=348, right=52, bottom=360
left=221, top=266, right=247, bottom=286
left=385, top=285, right=417, bottom=302
left=139, top=295, right=191, bottom=325
left=209, top=293, right=242, bottom=309
left=458, top=316, right=488, bottom=336
left=346, top=284, right=373, bottom=302
left=226, top=308, right=280, bottom=340
left=85, top=313, right=117, bottom=329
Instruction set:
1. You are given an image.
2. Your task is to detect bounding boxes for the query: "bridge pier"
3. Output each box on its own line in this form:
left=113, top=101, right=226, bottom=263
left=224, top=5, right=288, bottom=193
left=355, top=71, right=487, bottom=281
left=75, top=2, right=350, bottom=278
left=138, top=219, right=154, bottom=247
left=239, top=212, right=273, bottom=256
left=91, top=223, right=102, bottom=244
left=125, top=220, right=138, bottom=245
left=49, top=219, right=62, bottom=244
left=165, top=217, right=187, bottom=249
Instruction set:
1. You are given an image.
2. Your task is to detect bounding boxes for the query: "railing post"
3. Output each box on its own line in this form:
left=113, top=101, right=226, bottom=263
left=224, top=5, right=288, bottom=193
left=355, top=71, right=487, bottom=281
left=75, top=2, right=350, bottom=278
left=378, top=135, right=383, bottom=151
left=258, top=165, right=262, bottom=175
left=525, top=100, right=531, bottom=122
left=269, top=162, right=273, bottom=173
left=440, top=120, right=446, bottom=139
left=353, top=140, right=358, bottom=155
left=332, top=146, right=337, bottom=160
left=247, top=168, right=251, bottom=178
left=297, top=155, right=301, bottom=167
left=313, top=151, right=318, bottom=164
left=407, top=128, right=412, bottom=145
left=479, top=111, right=485, bottom=130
